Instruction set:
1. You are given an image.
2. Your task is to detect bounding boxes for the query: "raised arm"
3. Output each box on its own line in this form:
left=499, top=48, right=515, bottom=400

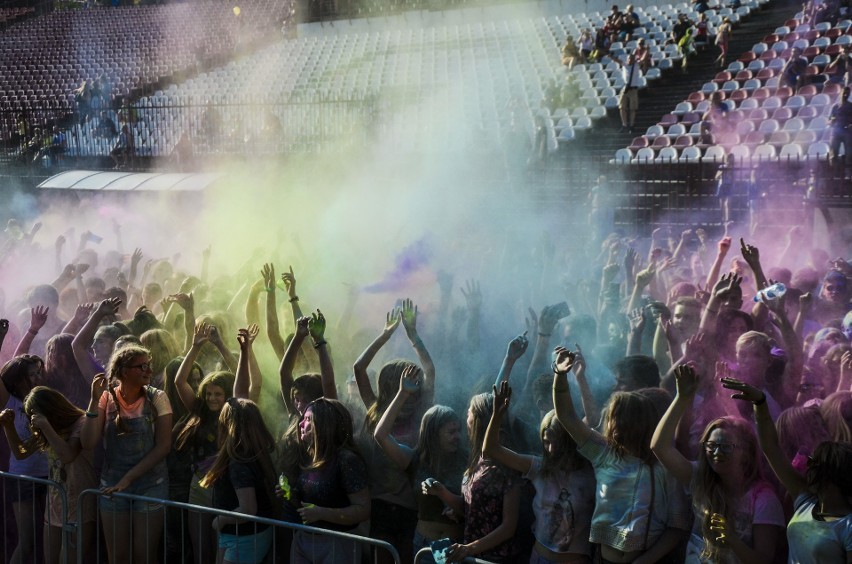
left=651, top=364, right=698, bottom=486
left=572, top=345, right=600, bottom=426
left=174, top=323, right=211, bottom=412
left=374, top=365, right=420, bottom=470
left=80, top=375, right=107, bottom=450
left=400, top=298, right=435, bottom=405
left=761, top=293, right=803, bottom=404
left=699, top=273, right=742, bottom=335
left=261, top=263, right=287, bottom=360
left=627, top=261, right=658, bottom=313
left=165, top=292, right=195, bottom=354
left=721, top=377, right=807, bottom=499
left=234, top=324, right=260, bottom=402
left=483, top=382, right=534, bottom=474
left=245, top=276, right=264, bottom=328
left=553, top=346, right=600, bottom=447
left=740, top=239, right=769, bottom=291
left=14, top=306, right=49, bottom=357
left=279, top=316, right=309, bottom=415
left=495, top=333, right=529, bottom=388
left=61, top=302, right=95, bottom=335
left=525, top=304, right=567, bottom=389
left=704, top=236, right=732, bottom=294
left=208, top=325, right=238, bottom=373
left=626, top=307, right=647, bottom=356
left=353, top=311, right=400, bottom=409
left=308, top=309, right=335, bottom=400
left=281, top=265, right=303, bottom=326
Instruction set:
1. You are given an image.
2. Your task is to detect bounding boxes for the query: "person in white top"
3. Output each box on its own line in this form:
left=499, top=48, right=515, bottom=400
left=617, top=54, right=644, bottom=133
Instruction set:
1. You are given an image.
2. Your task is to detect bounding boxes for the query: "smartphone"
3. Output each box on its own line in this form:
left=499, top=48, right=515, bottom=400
left=86, top=232, right=103, bottom=244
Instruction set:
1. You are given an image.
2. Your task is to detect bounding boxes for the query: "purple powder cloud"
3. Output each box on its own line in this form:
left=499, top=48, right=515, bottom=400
left=363, top=238, right=431, bottom=293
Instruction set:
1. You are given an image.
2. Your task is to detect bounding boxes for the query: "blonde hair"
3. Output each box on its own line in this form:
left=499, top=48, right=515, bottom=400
left=602, top=391, right=656, bottom=461
left=821, top=391, right=852, bottom=443
left=106, top=345, right=157, bottom=433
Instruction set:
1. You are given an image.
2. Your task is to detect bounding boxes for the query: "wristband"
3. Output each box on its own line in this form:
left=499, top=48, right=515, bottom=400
left=85, top=411, right=98, bottom=418
left=313, top=340, right=327, bottom=349
left=551, top=361, right=569, bottom=377
left=265, top=287, right=275, bottom=292
left=753, top=395, right=766, bottom=406
left=289, top=296, right=299, bottom=303
left=27, top=328, right=38, bottom=336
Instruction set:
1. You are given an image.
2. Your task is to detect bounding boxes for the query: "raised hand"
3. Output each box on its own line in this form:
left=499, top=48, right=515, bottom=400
left=29, top=412, right=52, bottom=433
left=167, top=292, right=193, bottom=311
left=540, top=303, right=569, bottom=334
left=75, top=263, right=90, bottom=277
left=308, top=310, right=326, bottom=343
left=90, top=374, right=108, bottom=403
left=73, top=303, right=96, bottom=323
left=628, top=308, right=646, bottom=333
left=602, top=261, right=620, bottom=282
left=281, top=266, right=297, bottom=299
left=55, top=235, right=66, bottom=251
left=492, top=381, right=512, bottom=418
left=193, top=323, right=212, bottom=347
left=635, top=261, right=657, bottom=287
left=460, top=280, right=482, bottom=312
left=505, top=332, right=529, bottom=361
left=623, top=246, right=637, bottom=275
left=237, top=325, right=259, bottom=349
left=799, top=292, right=813, bottom=313
left=261, top=263, right=275, bottom=290
left=399, top=364, right=422, bottom=394
left=740, top=238, right=760, bottom=268
left=525, top=307, right=538, bottom=337
left=674, top=363, right=700, bottom=399
left=382, top=309, right=400, bottom=336
left=720, top=376, right=765, bottom=404
left=572, top=343, right=586, bottom=374
left=29, top=306, right=49, bottom=332
left=552, top=346, right=577, bottom=375
left=130, top=248, right=143, bottom=268
left=683, top=332, right=706, bottom=361
left=400, top=298, right=418, bottom=335
left=718, top=236, right=732, bottom=255
left=712, top=272, right=742, bottom=301
left=295, top=316, right=310, bottom=338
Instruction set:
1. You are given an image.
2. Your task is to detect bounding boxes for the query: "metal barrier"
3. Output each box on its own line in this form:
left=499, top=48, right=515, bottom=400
left=0, top=470, right=70, bottom=564
left=413, top=546, right=495, bottom=564
left=77, top=488, right=401, bottom=563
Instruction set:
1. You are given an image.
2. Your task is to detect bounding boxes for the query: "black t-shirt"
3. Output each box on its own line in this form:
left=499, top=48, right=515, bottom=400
left=212, top=459, right=276, bottom=535
left=295, top=449, right=368, bottom=532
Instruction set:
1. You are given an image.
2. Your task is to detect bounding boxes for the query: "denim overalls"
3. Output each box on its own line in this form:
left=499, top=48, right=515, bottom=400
left=100, top=387, right=168, bottom=509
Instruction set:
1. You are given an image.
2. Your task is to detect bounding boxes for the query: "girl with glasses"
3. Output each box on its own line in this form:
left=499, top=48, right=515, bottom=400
left=80, top=344, right=173, bottom=564
left=652, top=365, right=783, bottom=563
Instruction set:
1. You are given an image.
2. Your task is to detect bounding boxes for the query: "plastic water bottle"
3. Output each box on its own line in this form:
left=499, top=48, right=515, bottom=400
left=753, top=283, right=786, bottom=303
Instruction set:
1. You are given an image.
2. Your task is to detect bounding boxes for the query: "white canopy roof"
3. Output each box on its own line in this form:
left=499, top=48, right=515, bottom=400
left=37, top=170, right=220, bottom=192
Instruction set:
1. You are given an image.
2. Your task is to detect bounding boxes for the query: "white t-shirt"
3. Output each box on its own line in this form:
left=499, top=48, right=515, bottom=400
left=524, top=455, right=596, bottom=556
left=787, top=493, right=852, bottom=564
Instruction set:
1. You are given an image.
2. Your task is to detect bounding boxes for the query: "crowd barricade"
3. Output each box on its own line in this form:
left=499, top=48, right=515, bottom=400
left=77, top=488, right=401, bottom=563
left=413, top=546, right=496, bottom=564
left=0, top=470, right=70, bottom=564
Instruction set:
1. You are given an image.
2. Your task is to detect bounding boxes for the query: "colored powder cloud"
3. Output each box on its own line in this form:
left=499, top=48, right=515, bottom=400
left=363, top=238, right=431, bottom=293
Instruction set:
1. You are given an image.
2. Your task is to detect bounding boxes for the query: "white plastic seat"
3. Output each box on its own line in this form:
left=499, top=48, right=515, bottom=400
left=730, top=144, right=751, bottom=160
left=654, top=146, right=679, bottom=162
left=783, top=118, right=805, bottom=132
left=633, top=147, right=655, bottom=163
left=702, top=145, right=726, bottom=162
left=667, top=123, right=687, bottom=137
left=752, top=144, right=777, bottom=161
left=679, top=145, right=702, bottom=163
left=573, top=116, right=593, bottom=130
left=674, top=102, right=693, bottom=115
left=779, top=143, right=803, bottom=160
left=646, top=124, right=665, bottom=138
left=785, top=95, right=806, bottom=109
left=613, top=148, right=633, bottom=163
left=758, top=119, right=780, bottom=133
left=808, top=141, right=830, bottom=160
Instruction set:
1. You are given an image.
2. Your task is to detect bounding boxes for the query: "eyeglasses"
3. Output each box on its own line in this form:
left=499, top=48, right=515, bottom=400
left=704, top=441, right=736, bottom=455
left=125, top=363, right=151, bottom=372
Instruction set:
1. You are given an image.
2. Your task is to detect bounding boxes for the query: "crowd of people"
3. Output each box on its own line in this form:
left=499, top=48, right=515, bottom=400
left=0, top=208, right=851, bottom=564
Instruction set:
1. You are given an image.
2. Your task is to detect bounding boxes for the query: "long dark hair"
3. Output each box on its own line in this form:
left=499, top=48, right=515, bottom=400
left=414, top=405, right=465, bottom=480
left=1, top=355, right=43, bottom=400
left=302, top=398, right=361, bottom=471
left=175, top=371, right=235, bottom=451
left=23, top=386, right=84, bottom=450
